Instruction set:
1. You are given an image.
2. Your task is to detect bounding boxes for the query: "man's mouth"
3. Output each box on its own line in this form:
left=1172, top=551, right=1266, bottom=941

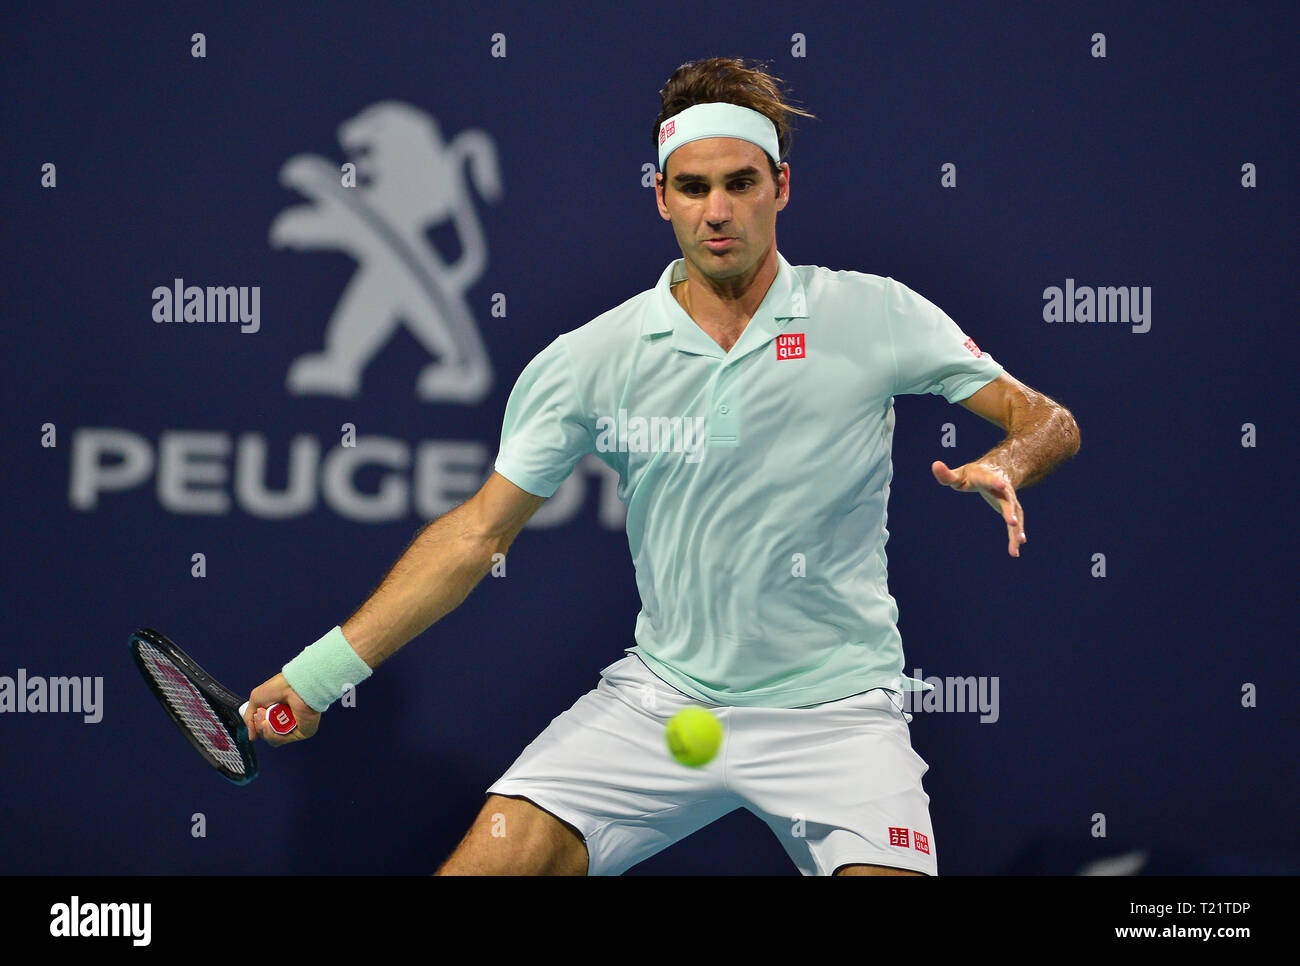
left=704, top=237, right=735, bottom=250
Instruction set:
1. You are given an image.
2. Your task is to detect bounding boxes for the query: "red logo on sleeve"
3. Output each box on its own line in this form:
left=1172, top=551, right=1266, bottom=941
left=888, top=826, right=910, bottom=848
left=775, top=333, right=805, bottom=360
left=913, top=831, right=930, bottom=855
left=962, top=337, right=983, bottom=358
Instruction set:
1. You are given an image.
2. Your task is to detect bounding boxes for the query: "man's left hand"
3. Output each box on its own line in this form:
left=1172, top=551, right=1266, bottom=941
left=931, top=460, right=1026, bottom=557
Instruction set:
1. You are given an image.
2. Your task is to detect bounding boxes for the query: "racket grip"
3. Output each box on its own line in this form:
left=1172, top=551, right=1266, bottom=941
left=239, top=700, right=298, bottom=735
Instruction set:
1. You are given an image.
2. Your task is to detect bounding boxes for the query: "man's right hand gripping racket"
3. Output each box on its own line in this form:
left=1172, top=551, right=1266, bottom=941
left=129, top=627, right=297, bottom=784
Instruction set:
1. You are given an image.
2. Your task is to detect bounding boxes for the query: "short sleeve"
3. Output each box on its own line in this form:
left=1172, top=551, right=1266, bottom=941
left=885, top=277, right=1004, bottom=402
left=493, top=335, right=594, bottom=498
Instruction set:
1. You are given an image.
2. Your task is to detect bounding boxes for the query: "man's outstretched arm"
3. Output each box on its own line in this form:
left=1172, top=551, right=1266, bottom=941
left=932, top=372, right=1081, bottom=556
left=244, top=472, right=545, bottom=742
left=343, top=472, right=546, bottom=667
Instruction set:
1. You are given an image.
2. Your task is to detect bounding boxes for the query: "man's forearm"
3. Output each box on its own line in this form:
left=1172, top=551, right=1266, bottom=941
left=978, top=404, right=1080, bottom=490
left=340, top=501, right=502, bottom=669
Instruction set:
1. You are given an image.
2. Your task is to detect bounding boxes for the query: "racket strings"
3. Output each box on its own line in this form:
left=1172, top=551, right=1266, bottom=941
left=136, top=640, right=248, bottom=775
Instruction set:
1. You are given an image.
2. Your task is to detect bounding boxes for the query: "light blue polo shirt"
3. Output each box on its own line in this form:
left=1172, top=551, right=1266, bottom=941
left=494, top=251, right=1004, bottom=708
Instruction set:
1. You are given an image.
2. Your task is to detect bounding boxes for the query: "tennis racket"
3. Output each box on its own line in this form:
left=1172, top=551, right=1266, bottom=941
left=128, top=626, right=297, bottom=785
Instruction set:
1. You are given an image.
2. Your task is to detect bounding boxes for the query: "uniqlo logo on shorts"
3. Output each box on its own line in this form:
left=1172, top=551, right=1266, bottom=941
left=888, top=826, right=910, bottom=848
left=913, top=831, right=930, bottom=855
left=660, top=119, right=676, bottom=145
left=962, top=337, right=983, bottom=358
left=775, top=333, right=805, bottom=360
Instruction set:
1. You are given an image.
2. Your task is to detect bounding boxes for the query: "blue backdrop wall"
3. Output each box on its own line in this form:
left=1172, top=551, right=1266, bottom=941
left=2, top=0, right=1295, bottom=875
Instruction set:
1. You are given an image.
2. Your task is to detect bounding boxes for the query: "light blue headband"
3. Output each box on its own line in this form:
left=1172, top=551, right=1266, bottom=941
left=657, top=102, right=780, bottom=173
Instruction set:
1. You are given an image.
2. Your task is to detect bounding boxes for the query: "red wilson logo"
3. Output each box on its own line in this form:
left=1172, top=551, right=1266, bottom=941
left=776, top=333, right=805, bottom=360
left=660, top=119, right=676, bottom=145
left=962, top=337, right=983, bottom=358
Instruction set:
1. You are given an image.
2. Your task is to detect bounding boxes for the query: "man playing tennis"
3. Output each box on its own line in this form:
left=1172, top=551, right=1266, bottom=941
left=245, top=56, right=1080, bottom=876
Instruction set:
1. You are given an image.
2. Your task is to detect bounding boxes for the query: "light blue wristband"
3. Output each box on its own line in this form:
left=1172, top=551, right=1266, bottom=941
left=282, top=626, right=372, bottom=712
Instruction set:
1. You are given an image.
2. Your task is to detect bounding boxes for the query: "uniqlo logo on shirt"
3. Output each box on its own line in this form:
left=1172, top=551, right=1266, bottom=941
left=888, top=826, right=910, bottom=848
left=962, top=337, right=983, bottom=358
left=913, top=831, right=930, bottom=855
left=660, top=119, right=676, bottom=145
left=775, top=333, right=805, bottom=360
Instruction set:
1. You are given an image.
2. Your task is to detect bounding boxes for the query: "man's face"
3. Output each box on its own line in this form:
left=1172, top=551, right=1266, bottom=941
left=655, top=137, right=789, bottom=281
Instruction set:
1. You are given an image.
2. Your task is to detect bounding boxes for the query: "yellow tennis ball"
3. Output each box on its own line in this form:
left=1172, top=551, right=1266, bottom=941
left=664, top=707, right=723, bottom=767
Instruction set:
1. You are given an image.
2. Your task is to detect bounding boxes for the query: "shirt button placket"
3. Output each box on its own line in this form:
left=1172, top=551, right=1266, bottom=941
left=709, top=368, right=740, bottom=447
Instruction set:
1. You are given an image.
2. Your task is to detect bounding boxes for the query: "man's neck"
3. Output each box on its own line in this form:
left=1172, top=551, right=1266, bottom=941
left=672, top=243, right=779, bottom=349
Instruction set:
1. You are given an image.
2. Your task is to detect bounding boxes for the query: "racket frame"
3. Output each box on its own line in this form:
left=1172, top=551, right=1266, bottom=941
left=129, top=626, right=262, bottom=785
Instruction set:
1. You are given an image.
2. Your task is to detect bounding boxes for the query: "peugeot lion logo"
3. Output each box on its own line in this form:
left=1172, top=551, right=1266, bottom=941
left=270, top=100, right=501, bottom=402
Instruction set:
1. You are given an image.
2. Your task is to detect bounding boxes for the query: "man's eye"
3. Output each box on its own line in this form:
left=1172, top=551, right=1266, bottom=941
left=684, top=181, right=752, bottom=194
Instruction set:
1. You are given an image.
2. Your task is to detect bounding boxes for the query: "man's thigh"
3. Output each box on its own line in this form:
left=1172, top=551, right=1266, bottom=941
left=435, top=793, right=588, bottom=875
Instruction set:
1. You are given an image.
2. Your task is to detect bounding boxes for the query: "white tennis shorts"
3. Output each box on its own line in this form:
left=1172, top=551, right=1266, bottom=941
left=486, top=654, right=938, bottom=876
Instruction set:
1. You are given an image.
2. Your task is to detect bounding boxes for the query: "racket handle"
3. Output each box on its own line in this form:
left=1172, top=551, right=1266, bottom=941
left=239, top=700, right=298, bottom=735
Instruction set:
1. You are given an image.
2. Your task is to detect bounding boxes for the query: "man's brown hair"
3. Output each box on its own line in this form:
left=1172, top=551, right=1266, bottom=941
left=654, top=56, right=816, bottom=186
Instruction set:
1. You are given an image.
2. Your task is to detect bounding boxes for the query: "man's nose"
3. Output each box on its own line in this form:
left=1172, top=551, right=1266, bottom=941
left=704, top=186, right=732, bottom=222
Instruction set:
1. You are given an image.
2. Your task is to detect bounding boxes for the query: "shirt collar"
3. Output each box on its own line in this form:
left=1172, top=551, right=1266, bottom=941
left=643, top=250, right=809, bottom=359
